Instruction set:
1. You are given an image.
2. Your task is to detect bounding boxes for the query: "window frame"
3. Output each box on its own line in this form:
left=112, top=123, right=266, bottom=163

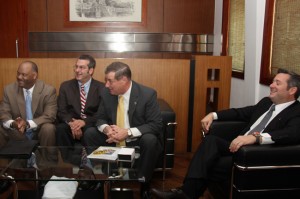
left=222, top=0, right=245, bottom=79
left=260, top=0, right=275, bottom=85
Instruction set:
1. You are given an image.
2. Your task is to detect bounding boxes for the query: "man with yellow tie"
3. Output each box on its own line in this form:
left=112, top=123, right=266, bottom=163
left=84, top=61, right=163, bottom=198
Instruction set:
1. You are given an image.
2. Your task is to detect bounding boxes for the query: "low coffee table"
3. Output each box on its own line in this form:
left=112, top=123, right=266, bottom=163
left=0, top=146, right=144, bottom=199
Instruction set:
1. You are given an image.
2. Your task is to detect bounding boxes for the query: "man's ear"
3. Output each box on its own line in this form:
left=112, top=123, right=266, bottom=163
left=289, top=87, right=297, bottom=96
left=89, top=68, right=94, bottom=76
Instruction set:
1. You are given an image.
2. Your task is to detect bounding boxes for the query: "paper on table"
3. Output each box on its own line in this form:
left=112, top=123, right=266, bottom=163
left=42, top=175, right=78, bottom=199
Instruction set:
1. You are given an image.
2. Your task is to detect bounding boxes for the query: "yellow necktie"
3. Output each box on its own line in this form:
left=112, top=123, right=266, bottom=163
left=116, top=95, right=126, bottom=147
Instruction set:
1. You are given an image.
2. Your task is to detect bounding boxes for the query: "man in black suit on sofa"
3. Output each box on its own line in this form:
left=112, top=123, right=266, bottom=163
left=56, top=54, right=104, bottom=163
left=84, top=61, right=163, bottom=198
left=151, top=68, right=300, bottom=199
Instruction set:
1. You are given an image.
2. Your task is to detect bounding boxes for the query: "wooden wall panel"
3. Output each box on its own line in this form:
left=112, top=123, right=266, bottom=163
left=164, top=0, right=215, bottom=33
left=28, top=0, right=213, bottom=33
left=0, top=58, right=190, bottom=153
left=192, top=56, right=232, bottom=151
left=28, top=0, right=47, bottom=31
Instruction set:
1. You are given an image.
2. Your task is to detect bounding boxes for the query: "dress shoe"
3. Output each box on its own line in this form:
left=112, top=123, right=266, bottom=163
left=151, top=188, right=189, bottom=199
left=141, top=182, right=151, bottom=199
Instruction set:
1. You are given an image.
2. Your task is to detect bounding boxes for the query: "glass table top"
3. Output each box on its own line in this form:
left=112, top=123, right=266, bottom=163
left=0, top=146, right=144, bottom=183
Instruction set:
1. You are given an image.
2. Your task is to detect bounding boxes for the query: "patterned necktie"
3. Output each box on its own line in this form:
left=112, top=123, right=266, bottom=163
left=116, top=95, right=126, bottom=147
left=249, top=104, right=276, bottom=134
left=25, top=90, right=33, bottom=139
left=80, top=85, right=87, bottom=119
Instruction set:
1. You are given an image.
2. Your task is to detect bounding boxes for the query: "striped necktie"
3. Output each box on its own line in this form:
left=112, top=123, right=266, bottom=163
left=80, top=85, right=87, bottom=119
left=116, top=95, right=126, bottom=147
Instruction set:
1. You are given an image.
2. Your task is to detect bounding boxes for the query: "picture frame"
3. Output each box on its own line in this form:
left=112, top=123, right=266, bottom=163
left=64, top=0, right=147, bottom=27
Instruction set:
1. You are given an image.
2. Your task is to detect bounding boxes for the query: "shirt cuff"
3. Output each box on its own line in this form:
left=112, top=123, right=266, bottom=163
left=99, top=124, right=109, bottom=133
left=212, top=112, right=218, bottom=120
left=27, top=120, right=37, bottom=130
left=3, top=120, right=14, bottom=129
left=260, top=133, right=275, bottom=144
left=129, top=127, right=141, bottom=138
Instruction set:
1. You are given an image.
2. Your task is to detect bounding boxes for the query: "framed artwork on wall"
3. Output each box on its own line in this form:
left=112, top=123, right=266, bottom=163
left=64, top=0, right=147, bottom=27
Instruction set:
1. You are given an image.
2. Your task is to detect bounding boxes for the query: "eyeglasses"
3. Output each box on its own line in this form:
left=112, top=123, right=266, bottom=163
left=73, top=65, right=89, bottom=71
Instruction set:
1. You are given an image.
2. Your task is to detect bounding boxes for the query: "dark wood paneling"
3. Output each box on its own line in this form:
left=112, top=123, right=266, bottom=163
left=28, top=0, right=47, bottom=31
left=27, top=0, right=214, bottom=58
left=0, top=0, right=28, bottom=57
left=164, top=0, right=215, bottom=33
left=28, top=0, right=214, bottom=33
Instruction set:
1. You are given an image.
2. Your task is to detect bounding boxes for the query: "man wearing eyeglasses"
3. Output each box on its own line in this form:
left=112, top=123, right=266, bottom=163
left=56, top=54, right=104, bottom=164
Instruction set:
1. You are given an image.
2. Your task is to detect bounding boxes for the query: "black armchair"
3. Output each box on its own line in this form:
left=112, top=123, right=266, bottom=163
left=156, top=99, right=176, bottom=180
left=208, top=121, right=300, bottom=199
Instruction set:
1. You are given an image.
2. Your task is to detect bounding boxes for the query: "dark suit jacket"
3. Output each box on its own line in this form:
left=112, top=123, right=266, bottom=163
left=96, top=81, right=163, bottom=136
left=0, top=79, right=57, bottom=126
left=217, top=97, right=300, bottom=144
left=57, top=78, right=104, bottom=127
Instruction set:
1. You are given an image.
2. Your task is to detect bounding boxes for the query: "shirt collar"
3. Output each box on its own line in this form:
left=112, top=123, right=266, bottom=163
left=275, top=100, right=295, bottom=112
left=120, top=81, right=132, bottom=101
left=23, top=85, right=35, bottom=94
left=78, top=78, right=92, bottom=88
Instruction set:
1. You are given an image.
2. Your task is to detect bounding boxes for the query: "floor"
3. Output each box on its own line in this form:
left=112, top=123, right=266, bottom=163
left=111, top=152, right=214, bottom=199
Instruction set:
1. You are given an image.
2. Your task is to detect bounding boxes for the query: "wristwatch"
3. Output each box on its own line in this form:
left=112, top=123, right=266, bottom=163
left=127, top=129, right=133, bottom=138
left=252, top=132, right=262, bottom=144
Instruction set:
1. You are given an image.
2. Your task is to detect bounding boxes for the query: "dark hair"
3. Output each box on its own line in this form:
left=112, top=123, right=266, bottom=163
left=105, top=62, right=131, bottom=80
left=78, top=54, right=96, bottom=69
left=21, top=61, right=38, bottom=73
left=277, top=68, right=300, bottom=99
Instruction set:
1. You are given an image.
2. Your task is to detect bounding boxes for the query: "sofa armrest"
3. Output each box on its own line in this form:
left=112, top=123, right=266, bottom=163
left=234, top=144, right=300, bottom=168
left=157, top=99, right=176, bottom=170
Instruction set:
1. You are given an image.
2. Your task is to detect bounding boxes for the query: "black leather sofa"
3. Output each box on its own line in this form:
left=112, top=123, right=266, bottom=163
left=208, top=121, right=300, bottom=199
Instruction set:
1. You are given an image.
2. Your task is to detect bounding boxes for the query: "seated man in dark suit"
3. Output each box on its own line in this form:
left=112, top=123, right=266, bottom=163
left=151, top=68, right=300, bottom=199
left=84, top=61, right=163, bottom=198
left=56, top=54, right=104, bottom=165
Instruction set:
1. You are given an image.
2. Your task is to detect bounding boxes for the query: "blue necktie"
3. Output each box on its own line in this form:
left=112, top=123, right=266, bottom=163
left=25, top=90, right=33, bottom=139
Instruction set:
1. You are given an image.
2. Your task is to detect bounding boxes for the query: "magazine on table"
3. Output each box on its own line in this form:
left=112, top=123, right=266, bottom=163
left=87, top=146, right=135, bottom=161
left=87, top=146, right=121, bottom=161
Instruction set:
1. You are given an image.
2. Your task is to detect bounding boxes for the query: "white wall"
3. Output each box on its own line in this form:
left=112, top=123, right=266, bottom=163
left=214, top=0, right=270, bottom=108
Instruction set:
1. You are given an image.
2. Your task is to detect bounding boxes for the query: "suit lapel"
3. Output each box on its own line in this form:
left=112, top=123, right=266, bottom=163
left=110, top=96, right=117, bottom=124
left=86, top=79, right=95, bottom=108
left=266, top=101, right=298, bottom=128
left=31, top=80, right=43, bottom=116
left=71, top=79, right=81, bottom=114
left=128, top=82, right=139, bottom=124
left=16, top=85, right=26, bottom=119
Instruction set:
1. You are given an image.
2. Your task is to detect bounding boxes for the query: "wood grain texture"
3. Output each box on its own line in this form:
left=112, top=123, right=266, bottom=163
left=192, top=56, right=232, bottom=152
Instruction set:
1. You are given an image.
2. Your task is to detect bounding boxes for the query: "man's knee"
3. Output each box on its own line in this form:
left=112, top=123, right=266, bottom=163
left=39, top=123, right=56, bottom=134
left=83, top=127, right=98, bottom=139
left=83, top=127, right=106, bottom=146
left=140, top=134, right=161, bottom=149
left=38, top=123, right=56, bottom=145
